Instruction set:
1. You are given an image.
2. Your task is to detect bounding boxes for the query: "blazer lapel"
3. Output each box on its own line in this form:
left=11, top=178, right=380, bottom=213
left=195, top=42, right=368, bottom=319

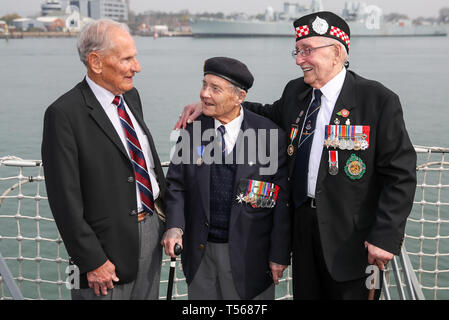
left=81, top=80, right=129, bottom=159
left=330, top=71, right=357, bottom=123
left=288, top=86, right=314, bottom=177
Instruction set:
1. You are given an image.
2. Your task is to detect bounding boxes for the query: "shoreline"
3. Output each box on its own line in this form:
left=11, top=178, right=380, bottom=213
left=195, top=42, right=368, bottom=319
left=0, top=31, right=193, bottom=39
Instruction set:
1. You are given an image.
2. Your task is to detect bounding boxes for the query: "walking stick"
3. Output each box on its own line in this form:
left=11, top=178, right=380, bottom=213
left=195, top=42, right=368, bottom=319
left=166, top=243, right=182, bottom=300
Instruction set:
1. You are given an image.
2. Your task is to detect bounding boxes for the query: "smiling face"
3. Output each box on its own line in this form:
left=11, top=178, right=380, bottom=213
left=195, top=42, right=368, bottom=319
left=295, top=36, right=343, bottom=89
left=88, top=27, right=141, bottom=95
left=200, top=74, right=246, bottom=124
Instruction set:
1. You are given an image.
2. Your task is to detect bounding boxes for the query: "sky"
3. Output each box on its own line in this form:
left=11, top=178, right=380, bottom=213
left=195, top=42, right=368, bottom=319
left=0, top=0, right=447, bottom=18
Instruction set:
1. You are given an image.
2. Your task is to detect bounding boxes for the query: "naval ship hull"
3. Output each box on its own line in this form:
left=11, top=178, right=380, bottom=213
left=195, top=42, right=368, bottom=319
left=190, top=18, right=448, bottom=37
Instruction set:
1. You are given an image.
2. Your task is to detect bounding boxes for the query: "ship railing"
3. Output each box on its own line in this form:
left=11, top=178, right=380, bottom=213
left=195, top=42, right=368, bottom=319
left=0, top=145, right=448, bottom=300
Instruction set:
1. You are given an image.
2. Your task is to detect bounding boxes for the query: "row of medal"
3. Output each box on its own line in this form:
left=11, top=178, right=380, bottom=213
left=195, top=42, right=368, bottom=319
left=324, top=125, right=370, bottom=151
left=236, top=179, right=280, bottom=209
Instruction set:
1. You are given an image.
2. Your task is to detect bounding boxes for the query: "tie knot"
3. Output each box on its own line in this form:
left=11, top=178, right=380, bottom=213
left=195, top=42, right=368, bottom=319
left=112, top=96, right=121, bottom=107
left=314, top=89, right=323, bottom=101
left=217, top=125, right=226, bottom=136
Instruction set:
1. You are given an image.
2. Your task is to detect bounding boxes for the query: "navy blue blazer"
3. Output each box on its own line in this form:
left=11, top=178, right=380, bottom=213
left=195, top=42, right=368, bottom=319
left=165, top=110, right=291, bottom=299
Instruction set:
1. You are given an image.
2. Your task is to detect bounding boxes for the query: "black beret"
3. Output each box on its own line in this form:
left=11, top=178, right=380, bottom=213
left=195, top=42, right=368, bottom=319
left=203, top=57, right=254, bottom=92
left=293, top=11, right=351, bottom=53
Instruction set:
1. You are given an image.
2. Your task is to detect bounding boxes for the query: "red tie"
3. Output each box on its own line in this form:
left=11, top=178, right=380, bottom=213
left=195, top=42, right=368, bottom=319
left=112, top=96, right=154, bottom=214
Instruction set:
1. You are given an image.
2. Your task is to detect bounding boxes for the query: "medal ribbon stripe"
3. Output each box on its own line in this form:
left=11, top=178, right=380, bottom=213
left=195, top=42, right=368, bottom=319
left=113, top=96, right=155, bottom=214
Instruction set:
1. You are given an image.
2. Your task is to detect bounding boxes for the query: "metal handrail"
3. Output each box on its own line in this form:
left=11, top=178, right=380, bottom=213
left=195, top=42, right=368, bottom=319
left=0, top=253, right=23, bottom=300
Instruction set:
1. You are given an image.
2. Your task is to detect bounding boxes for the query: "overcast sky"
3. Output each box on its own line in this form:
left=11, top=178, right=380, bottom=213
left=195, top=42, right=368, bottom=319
left=0, top=0, right=447, bottom=18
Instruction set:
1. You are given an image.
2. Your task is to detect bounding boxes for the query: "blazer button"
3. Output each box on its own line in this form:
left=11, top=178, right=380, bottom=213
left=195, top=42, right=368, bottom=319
left=130, top=209, right=137, bottom=216
left=199, top=244, right=205, bottom=250
left=205, top=222, right=209, bottom=228
left=128, top=176, right=135, bottom=183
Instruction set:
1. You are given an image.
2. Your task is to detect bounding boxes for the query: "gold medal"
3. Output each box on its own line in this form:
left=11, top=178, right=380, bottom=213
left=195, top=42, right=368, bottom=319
left=288, top=144, right=294, bottom=156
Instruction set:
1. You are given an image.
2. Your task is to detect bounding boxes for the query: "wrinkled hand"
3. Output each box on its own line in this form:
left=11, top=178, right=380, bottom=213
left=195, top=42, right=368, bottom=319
left=87, top=260, right=119, bottom=296
left=365, top=241, right=394, bottom=271
left=269, top=261, right=287, bottom=285
left=173, top=101, right=203, bottom=130
left=161, top=228, right=183, bottom=258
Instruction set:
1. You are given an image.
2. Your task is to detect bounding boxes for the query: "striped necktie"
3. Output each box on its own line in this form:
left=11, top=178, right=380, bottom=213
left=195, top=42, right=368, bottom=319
left=217, top=125, right=226, bottom=155
left=112, top=96, right=154, bottom=215
left=293, top=89, right=323, bottom=208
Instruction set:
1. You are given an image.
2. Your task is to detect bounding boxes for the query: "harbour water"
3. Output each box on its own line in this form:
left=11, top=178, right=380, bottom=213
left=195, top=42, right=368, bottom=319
left=1, top=35, right=449, bottom=299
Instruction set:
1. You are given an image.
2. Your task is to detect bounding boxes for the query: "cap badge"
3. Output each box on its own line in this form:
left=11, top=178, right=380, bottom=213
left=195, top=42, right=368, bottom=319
left=312, top=16, right=329, bottom=35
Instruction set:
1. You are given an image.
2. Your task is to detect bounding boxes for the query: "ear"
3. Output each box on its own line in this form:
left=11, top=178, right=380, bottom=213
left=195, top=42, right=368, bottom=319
left=333, top=44, right=342, bottom=65
left=237, top=90, right=247, bottom=105
left=88, top=52, right=103, bottom=74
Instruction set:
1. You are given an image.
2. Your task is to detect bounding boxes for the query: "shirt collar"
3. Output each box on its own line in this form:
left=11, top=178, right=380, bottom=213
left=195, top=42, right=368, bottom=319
left=85, top=75, right=119, bottom=108
left=319, top=67, right=346, bottom=102
left=214, top=106, right=244, bottom=137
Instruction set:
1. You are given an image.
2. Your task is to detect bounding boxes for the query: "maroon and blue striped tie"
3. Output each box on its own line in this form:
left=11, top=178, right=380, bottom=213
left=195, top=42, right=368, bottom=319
left=113, top=96, right=154, bottom=215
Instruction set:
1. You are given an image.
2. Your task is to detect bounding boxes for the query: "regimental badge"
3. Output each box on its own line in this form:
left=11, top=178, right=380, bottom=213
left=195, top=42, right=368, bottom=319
left=236, top=179, right=280, bottom=209
left=312, top=16, right=329, bottom=35
left=337, top=109, right=350, bottom=118
left=344, top=154, right=366, bottom=180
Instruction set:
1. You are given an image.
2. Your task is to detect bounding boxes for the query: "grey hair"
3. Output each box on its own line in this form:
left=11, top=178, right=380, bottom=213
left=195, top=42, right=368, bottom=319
left=321, top=37, right=349, bottom=68
left=77, top=19, right=130, bottom=67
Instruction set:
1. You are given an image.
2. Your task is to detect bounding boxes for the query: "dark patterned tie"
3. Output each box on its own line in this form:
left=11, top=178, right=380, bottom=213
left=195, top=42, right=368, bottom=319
left=113, top=96, right=154, bottom=215
left=293, top=89, right=323, bottom=208
left=217, top=125, right=226, bottom=156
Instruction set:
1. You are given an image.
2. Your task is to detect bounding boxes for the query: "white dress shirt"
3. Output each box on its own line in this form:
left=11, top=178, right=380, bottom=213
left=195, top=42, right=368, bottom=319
left=85, top=75, right=160, bottom=211
left=308, top=67, right=346, bottom=198
left=214, top=106, right=244, bottom=155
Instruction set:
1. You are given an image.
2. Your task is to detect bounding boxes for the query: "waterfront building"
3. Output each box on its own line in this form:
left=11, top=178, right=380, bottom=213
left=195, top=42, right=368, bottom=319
left=67, top=0, right=128, bottom=21
left=41, top=0, right=63, bottom=16
left=12, top=18, right=45, bottom=31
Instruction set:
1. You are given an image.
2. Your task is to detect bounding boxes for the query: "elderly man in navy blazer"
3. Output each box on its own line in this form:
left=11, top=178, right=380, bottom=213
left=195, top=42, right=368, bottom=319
left=162, top=57, right=291, bottom=300
left=42, top=19, right=165, bottom=300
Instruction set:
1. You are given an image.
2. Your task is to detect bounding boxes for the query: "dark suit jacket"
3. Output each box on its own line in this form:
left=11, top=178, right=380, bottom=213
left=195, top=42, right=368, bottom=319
left=41, top=79, right=166, bottom=288
left=165, top=111, right=291, bottom=299
left=243, top=70, right=417, bottom=282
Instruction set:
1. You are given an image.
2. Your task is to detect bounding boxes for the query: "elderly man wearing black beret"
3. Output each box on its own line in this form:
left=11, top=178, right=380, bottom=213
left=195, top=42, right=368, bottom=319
left=162, top=57, right=291, bottom=300
left=176, top=12, right=417, bottom=300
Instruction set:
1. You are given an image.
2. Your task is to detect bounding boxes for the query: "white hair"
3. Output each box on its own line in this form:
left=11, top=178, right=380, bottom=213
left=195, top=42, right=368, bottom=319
left=321, top=37, right=349, bottom=68
left=77, top=19, right=130, bottom=67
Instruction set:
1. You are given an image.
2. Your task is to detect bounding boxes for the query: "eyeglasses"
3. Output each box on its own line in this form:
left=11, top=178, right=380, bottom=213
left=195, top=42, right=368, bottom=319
left=291, top=44, right=334, bottom=58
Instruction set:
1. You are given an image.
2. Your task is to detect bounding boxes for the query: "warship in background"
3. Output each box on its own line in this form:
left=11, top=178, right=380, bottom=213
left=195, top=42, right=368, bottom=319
left=190, top=1, right=447, bottom=37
